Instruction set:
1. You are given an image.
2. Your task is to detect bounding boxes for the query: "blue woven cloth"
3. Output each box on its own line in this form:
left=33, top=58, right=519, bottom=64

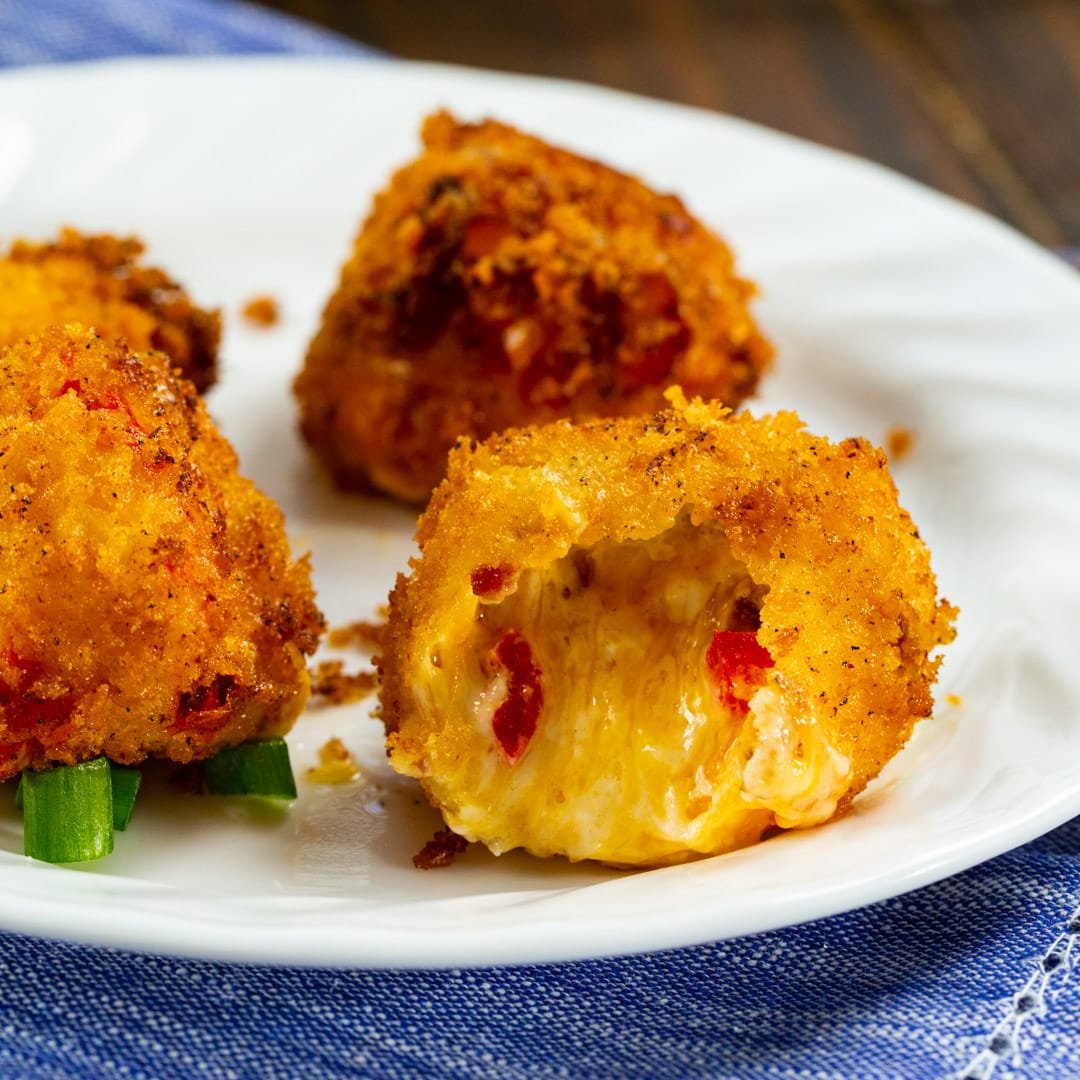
left=1, top=3, right=1078, bottom=1077
left=0, top=821, right=1075, bottom=1079
left=0, top=0, right=372, bottom=65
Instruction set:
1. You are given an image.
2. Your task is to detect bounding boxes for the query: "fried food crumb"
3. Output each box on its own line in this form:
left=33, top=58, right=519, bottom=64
left=307, top=737, right=361, bottom=785
left=886, top=426, right=914, bottom=461
left=309, top=659, right=377, bottom=704
left=413, top=828, right=468, bottom=870
left=240, top=294, right=280, bottom=328
left=327, top=620, right=385, bottom=651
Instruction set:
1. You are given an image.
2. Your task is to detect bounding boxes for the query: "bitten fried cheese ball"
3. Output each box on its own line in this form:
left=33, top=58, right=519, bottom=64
left=0, top=325, right=323, bottom=780
left=295, top=111, right=772, bottom=502
left=381, top=394, right=957, bottom=867
left=0, top=229, right=221, bottom=392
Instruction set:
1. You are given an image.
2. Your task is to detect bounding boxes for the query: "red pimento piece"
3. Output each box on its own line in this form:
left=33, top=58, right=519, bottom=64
left=86, top=390, right=121, bottom=412
left=0, top=740, right=23, bottom=763
left=706, top=630, right=774, bottom=717
left=0, top=648, right=76, bottom=737
left=490, top=630, right=543, bottom=762
left=172, top=674, right=236, bottom=734
left=57, top=378, right=145, bottom=448
left=57, top=378, right=120, bottom=412
left=470, top=563, right=514, bottom=598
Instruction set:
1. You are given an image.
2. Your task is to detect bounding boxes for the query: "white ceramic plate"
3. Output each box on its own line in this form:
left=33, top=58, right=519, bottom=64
left=0, top=57, right=1078, bottom=969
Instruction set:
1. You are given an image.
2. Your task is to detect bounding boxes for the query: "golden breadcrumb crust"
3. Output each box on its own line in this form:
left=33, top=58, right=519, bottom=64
left=0, top=229, right=220, bottom=392
left=0, top=326, right=323, bottom=779
left=296, top=110, right=772, bottom=502
left=381, top=395, right=956, bottom=866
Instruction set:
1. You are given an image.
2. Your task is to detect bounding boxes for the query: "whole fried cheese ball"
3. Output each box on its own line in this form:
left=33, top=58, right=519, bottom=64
left=0, top=326, right=323, bottom=780
left=0, top=229, right=221, bottom=392
left=381, top=394, right=956, bottom=867
left=296, top=111, right=772, bottom=502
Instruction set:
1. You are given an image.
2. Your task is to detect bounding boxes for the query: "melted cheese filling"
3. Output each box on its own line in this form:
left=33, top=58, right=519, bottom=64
left=433, top=515, right=851, bottom=864
left=740, top=686, right=850, bottom=828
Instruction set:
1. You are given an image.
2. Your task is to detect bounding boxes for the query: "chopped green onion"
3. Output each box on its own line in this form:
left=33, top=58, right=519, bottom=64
left=109, top=765, right=141, bottom=831
left=17, top=761, right=142, bottom=831
left=204, top=737, right=297, bottom=800
left=22, top=758, right=114, bottom=863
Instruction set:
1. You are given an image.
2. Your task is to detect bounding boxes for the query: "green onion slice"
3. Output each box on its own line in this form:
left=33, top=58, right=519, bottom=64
left=21, top=758, right=114, bottom=863
left=17, top=761, right=142, bottom=832
left=109, top=765, right=141, bottom=831
left=204, top=737, right=297, bottom=800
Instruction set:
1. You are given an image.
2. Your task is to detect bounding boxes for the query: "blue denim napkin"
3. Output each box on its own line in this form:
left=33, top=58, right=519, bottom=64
left=1, top=2, right=1078, bottom=1077
left=0, top=0, right=372, bottom=65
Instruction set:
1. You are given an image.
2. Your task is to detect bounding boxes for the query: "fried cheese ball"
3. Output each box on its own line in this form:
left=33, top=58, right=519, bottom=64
left=381, top=394, right=956, bottom=867
left=296, top=111, right=772, bottom=502
left=0, top=325, right=323, bottom=780
left=0, top=229, right=221, bottom=392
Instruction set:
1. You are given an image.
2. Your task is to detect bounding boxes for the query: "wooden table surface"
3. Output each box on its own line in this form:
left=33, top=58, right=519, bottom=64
left=261, top=0, right=1080, bottom=247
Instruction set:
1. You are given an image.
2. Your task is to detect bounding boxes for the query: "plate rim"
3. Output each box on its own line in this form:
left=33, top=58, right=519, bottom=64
left=4, top=51, right=1078, bottom=300
left=0, top=54, right=1079, bottom=969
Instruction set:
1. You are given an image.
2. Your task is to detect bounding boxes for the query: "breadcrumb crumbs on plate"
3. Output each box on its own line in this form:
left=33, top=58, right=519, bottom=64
left=327, top=620, right=385, bottom=651
left=306, top=737, right=361, bottom=785
left=308, top=659, right=377, bottom=705
left=240, top=294, right=280, bottom=328
left=886, top=426, right=914, bottom=461
left=413, top=828, right=469, bottom=870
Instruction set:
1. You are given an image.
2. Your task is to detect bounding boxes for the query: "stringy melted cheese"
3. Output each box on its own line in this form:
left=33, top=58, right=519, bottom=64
left=740, top=687, right=851, bottom=828
left=428, top=516, right=853, bottom=865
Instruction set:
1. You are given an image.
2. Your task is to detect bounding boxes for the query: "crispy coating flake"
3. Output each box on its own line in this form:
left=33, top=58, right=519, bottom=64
left=240, top=294, right=280, bottom=329
left=308, top=660, right=377, bottom=705
left=296, top=111, right=772, bottom=502
left=413, top=829, right=469, bottom=871
left=0, top=229, right=221, bottom=391
left=381, top=393, right=956, bottom=867
left=0, top=325, right=323, bottom=779
left=327, top=619, right=385, bottom=651
left=886, top=425, right=915, bottom=462
left=306, top=737, right=361, bottom=785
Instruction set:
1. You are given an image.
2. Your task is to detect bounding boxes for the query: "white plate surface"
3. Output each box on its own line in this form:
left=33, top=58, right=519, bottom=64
left=0, top=57, right=1078, bottom=968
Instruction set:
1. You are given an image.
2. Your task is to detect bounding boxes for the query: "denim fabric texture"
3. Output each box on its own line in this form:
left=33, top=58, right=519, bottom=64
left=0, top=820, right=1075, bottom=1079
left=0, top=2, right=1078, bottom=1077
left=0, top=0, right=373, bottom=65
